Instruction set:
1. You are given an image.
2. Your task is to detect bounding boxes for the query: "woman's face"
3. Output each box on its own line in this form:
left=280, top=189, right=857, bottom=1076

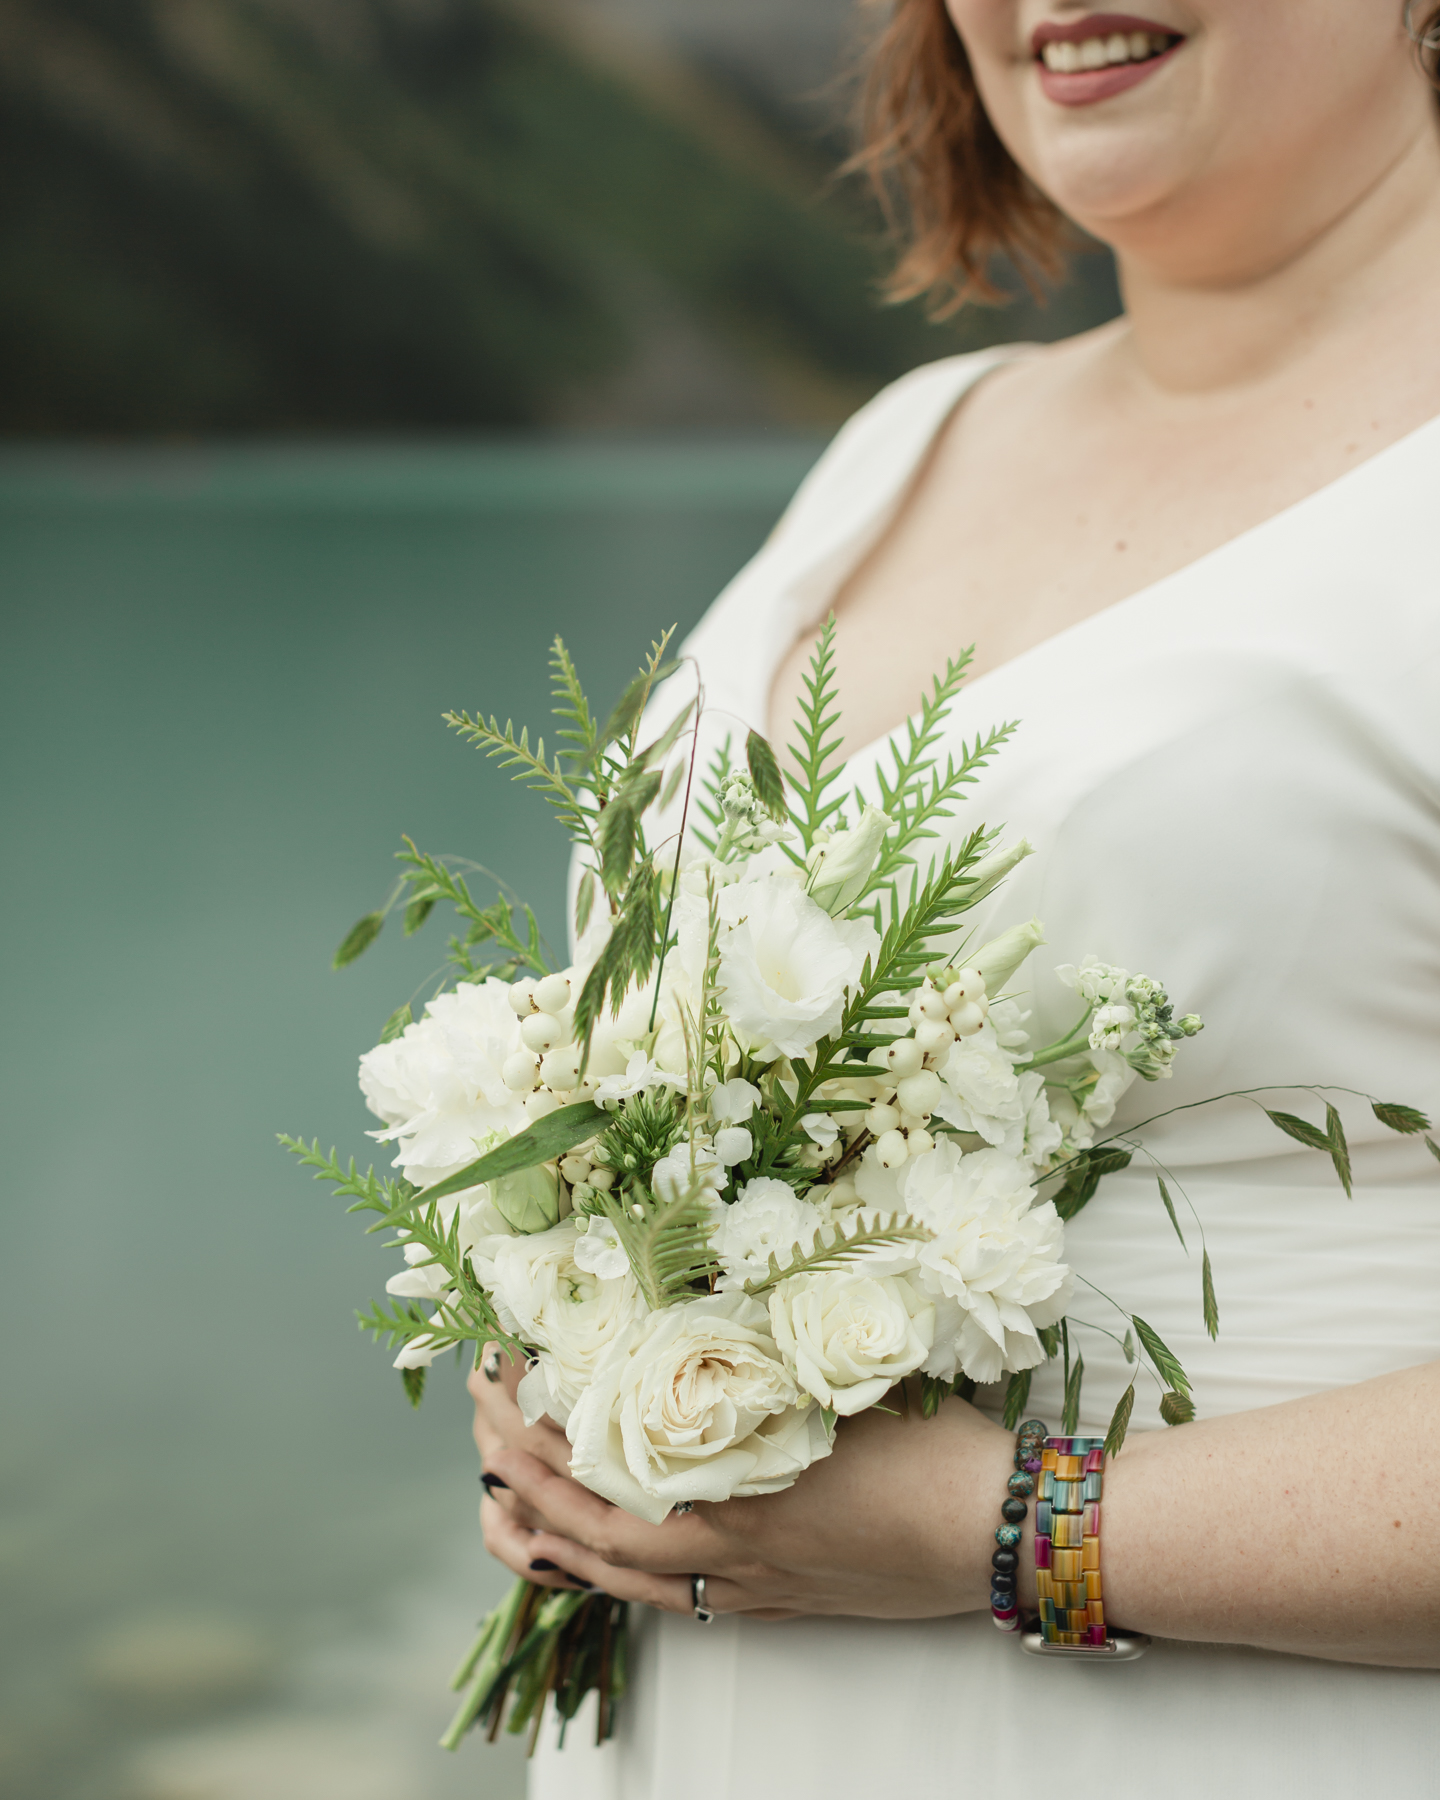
left=947, top=3, right=1437, bottom=271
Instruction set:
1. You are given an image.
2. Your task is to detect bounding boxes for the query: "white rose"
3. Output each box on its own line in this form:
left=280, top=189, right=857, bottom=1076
left=481, top=1222, right=646, bottom=1426
left=358, top=979, right=528, bottom=1187
left=566, top=1292, right=832, bottom=1522
left=717, top=878, right=880, bottom=1060
left=768, top=1269, right=934, bottom=1414
left=901, top=1140, right=1071, bottom=1385
left=712, top=1178, right=824, bottom=1290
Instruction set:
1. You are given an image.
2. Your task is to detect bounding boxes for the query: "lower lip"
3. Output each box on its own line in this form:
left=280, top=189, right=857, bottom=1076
left=1035, top=41, right=1181, bottom=107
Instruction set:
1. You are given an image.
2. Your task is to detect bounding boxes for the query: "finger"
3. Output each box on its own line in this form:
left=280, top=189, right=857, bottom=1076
left=519, top=1523, right=694, bottom=1614
left=487, top=1445, right=712, bottom=1576
left=481, top=1498, right=594, bottom=1594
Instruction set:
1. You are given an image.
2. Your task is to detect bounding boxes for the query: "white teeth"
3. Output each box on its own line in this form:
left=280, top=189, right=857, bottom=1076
left=1041, top=30, right=1172, bottom=74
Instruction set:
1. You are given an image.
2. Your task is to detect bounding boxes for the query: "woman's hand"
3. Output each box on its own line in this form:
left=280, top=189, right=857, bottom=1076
left=470, top=1346, right=1017, bottom=1621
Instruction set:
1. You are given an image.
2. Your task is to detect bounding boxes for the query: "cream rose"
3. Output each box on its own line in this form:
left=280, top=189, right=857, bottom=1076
left=768, top=1269, right=935, bottom=1414
left=565, top=1292, right=832, bottom=1522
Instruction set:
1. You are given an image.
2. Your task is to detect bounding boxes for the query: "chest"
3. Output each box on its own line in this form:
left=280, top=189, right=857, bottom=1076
left=767, top=355, right=1439, bottom=757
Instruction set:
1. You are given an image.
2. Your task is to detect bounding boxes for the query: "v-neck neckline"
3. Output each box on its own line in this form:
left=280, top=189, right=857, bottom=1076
left=758, top=348, right=1440, bottom=775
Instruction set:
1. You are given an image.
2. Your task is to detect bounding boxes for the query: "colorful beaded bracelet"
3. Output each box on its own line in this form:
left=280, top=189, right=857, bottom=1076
left=1018, top=1434, right=1148, bottom=1659
left=989, top=1417, right=1047, bottom=1632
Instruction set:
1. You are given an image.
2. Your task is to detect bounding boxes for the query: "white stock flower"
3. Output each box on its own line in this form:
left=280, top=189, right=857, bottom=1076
left=801, top=1113, right=840, bottom=1149
left=594, top=1052, right=682, bottom=1105
left=900, top=1140, right=1070, bottom=1385
left=358, top=979, right=527, bottom=1187
left=709, top=1078, right=761, bottom=1125
left=768, top=1270, right=934, bottom=1414
left=565, top=1292, right=831, bottom=1522
left=1055, top=955, right=1130, bottom=1007
left=1080, top=1047, right=1136, bottom=1132
left=717, top=878, right=879, bottom=1060
left=712, top=1178, right=824, bottom=1290
left=483, top=1222, right=646, bottom=1427
left=573, top=1215, right=629, bottom=1280
left=651, top=1137, right=726, bottom=1206
left=714, top=1127, right=753, bottom=1166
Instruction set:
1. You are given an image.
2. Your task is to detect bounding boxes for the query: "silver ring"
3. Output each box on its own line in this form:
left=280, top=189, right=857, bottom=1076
left=690, top=1575, right=714, bottom=1624
left=481, top=1347, right=502, bottom=1384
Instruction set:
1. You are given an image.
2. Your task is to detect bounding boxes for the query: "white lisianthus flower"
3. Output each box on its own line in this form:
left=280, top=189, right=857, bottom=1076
left=717, top=878, right=879, bottom=1060
left=565, top=1292, right=831, bottom=1522
left=768, top=1269, right=934, bottom=1414
left=358, top=979, right=527, bottom=1187
left=481, top=1222, right=646, bottom=1427
left=805, top=803, right=890, bottom=913
left=960, top=837, right=1033, bottom=905
left=709, top=1078, right=761, bottom=1125
left=900, top=1140, right=1071, bottom=1385
left=712, top=1177, right=824, bottom=1290
left=595, top=1052, right=682, bottom=1105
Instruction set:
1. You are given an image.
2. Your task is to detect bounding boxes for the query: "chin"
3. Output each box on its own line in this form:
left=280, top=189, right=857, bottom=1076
left=1024, top=132, right=1187, bottom=234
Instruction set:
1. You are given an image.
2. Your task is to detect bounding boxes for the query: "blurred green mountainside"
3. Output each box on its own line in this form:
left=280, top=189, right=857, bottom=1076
left=0, top=0, right=1119, bottom=432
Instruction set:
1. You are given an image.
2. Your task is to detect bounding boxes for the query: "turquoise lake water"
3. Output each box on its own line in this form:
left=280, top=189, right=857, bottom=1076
left=0, top=436, right=822, bottom=1799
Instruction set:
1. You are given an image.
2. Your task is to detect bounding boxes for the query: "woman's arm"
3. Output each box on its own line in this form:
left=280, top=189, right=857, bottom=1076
left=471, top=1356, right=1440, bottom=1668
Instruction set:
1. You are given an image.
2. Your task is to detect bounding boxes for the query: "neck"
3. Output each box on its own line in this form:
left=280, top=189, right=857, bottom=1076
left=1106, top=113, right=1440, bottom=399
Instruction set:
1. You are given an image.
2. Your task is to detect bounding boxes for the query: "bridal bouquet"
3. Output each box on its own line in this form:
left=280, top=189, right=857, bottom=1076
left=286, top=621, right=1433, bottom=1751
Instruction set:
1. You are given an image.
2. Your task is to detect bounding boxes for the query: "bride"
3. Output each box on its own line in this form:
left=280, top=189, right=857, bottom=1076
left=473, top=3, right=1440, bottom=1793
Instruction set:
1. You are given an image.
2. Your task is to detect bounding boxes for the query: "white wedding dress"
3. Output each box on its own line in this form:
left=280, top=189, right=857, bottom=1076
left=532, top=349, right=1440, bottom=1798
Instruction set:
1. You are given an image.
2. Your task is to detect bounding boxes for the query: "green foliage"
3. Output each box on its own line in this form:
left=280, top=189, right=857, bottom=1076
left=1263, top=1107, right=1330, bottom=1151
left=1372, top=1100, right=1432, bottom=1134
left=602, top=1179, right=718, bottom=1311
left=333, top=911, right=384, bottom=967
left=396, top=840, right=550, bottom=983
left=572, top=864, right=662, bottom=1054
left=1202, top=1249, right=1219, bottom=1341
left=1428, top=1136, right=1440, bottom=1165
left=420, top=1103, right=606, bottom=1207
left=1159, top=1389, right=1196, bottom=1426
left=401, top=1364, right=427, bottom=1408
left=1156, top=1176, right=1185, bottom=1247
left=596, top=1089, right=684, bottom=1184
left=1002, top=1368, right=1033, bottom=1430
left=379, top=1002, right=413, bottom=1044
left=1104, top=1383, right=1135, bottom=1457
left=1048, top=1148, right=1133, bottom=1222
left=741, top=1211, right=931, bottom=1297
left=785, top=617, right=848, bottom=854
left=745, top=729, right=787, bottom=820
left=1131, top=1315, right=1191, bottom=1397
left=1323, top=1101, right=1352, bottom=1198
left=691, top=736, right=734, bottom=854
left=919, top=1375, right=952, bottom=1419
left=1061, top=1349, right=1085, bottom=1435
left=403, top=896, right=436, bottom=936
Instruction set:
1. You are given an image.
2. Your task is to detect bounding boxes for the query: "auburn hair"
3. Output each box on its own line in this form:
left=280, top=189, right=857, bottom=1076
left=851, top=0, right=1440, bottom=318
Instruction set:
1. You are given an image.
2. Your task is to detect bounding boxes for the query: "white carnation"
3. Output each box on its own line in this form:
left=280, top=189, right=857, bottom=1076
left=483, top=1222, right=646, bottom=1427
left=566, top=1292, right=832, bottom=1522
left=933, top=1025, right=1025, bottom=1148
left=712, top=1178, right=823, bottom=1290
left=900, top=1140, right=1071, bottom=1385
left=358, top=979, right=527, bottom=1188
left=768, top=1269, right=934, bottom=1414
left=716, top=877, right=879, bottom=1061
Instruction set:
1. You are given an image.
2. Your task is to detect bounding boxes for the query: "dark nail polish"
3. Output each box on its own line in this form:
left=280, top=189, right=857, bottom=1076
left=480, top=1472, right=509, bottom=1493
left=566, top=1576, right=596, bottom=1591
left=530, top=1558, right=558, bottom=1572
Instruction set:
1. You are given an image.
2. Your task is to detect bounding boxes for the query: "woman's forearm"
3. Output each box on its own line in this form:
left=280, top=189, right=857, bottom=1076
left=1079, top=1362, right=1440, bottom=1666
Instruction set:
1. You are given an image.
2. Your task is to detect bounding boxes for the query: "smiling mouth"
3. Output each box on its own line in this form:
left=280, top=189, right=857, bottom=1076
left=1029, top=13, right=1184, bottom=102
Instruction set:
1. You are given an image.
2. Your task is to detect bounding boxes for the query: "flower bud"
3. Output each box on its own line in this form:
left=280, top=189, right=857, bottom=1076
left=491, top=1164, right=560, bottom=1233
left=896, top=1070, right=943, bottom=1116
left=883, top=1038, right=925, bottom=1080
left=961, top=838, right=1034, bottom=905
left=971, top=919, right=1046, bottom=995
left=805, top=803, right=891, bottom=912
left=502, top=1050, right=540, bottom=1092
left=520, top=1011, right=564, bottom=1052
left=866, top=1102, right=901, bottom=1136
left=587, top=1168, right=615, bottom=1191
left=534, top=972, right=572, bottom=1014
left=507, top=979, right=537, bottom=1017
left=873, top=1129, right=908, bottom=1169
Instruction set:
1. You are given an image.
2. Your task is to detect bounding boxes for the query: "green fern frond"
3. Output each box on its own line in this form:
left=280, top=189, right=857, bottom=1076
left=691, top=734, right=733, bottom=852
left=742, top=1212, right=930, bottom=1296
left=548, top=637, right=601, bottom=777
left=786, top=616, right=848, bottom=853
left=606, top=1182, right=718, bottom=1309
